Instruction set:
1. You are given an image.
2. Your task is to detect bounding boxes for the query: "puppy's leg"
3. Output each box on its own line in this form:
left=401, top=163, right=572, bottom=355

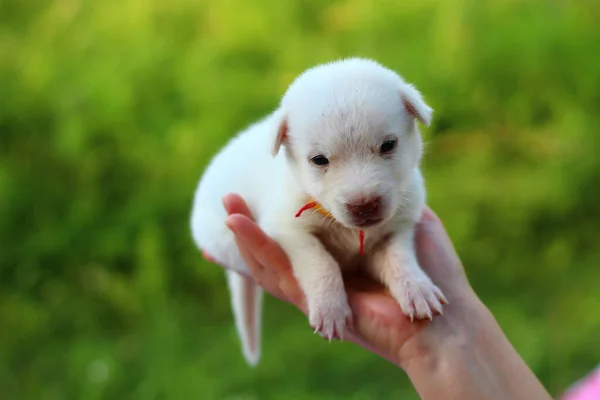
left=191, top=209, right=264, bottom=366
left=368, top=227, right=447, bottom=321
left=227, top=270, right=263, bottom=367
left=269, top=229, right=352, bottom=340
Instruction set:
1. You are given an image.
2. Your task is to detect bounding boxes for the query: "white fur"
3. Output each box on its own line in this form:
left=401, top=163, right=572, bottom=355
left=190, top=57, right=446, bottom=366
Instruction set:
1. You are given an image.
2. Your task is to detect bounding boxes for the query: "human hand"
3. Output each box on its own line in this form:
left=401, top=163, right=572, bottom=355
left=203, top=193, right=552, bottom=399
left=202, top=193, right=484, bottom=368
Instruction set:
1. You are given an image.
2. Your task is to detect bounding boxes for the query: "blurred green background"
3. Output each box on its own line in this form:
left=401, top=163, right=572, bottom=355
left=2, top=0, right=600, bottom=398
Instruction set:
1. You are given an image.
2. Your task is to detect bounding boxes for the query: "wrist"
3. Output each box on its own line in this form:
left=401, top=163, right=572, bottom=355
left=397, top=289, right=493, bottom=376
left=398, top=290, right=552, bottom=400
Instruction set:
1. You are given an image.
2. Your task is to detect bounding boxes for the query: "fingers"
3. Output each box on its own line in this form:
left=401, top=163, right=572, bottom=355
left=224, top=213, right=285, bottom=297
left=202, top=250, right=217, bottom=264
left=226, top=214, right=305, bottom=310
left=416, top=205, right=445, bottom=236
left=232, top=229, right=289, bottom=302
left=223, top=197, right=306, bottom=311
left=415, top=205, right=469, bottom=290
left=225, top=214, right=278, bottom=269
left=415, top=205, right=452, bottom=258
left=224, top=212, right=291, bottom=281
left=420, top=205, right=441, bottom=225
left=223, top=193, right=254, bottom=220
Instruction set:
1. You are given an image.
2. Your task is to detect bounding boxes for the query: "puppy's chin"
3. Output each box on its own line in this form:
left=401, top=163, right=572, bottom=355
left=334, top=212, right=391, bottom=231
left=352, top=218, right=384, bottom=229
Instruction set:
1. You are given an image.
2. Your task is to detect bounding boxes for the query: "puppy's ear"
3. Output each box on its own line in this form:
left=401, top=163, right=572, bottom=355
left=400, top=84, right=433, bottom=128
left=272, top=117, right=289, bottom=156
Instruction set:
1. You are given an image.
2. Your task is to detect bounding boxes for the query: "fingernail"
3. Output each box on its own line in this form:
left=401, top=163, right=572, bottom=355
left=225, top=218, right=236, bottom=233
left=202, top=250, right=215, bottom=263
left=222, top=197, right=231, bottom=214
left=226, top=217, right=254, bottom=243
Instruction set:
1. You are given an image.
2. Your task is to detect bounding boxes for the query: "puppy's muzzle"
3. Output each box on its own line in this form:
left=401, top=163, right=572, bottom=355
left=345, top=196, right=384, bottom=228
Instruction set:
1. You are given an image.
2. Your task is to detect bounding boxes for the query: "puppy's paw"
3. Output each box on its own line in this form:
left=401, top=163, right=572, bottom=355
left=391, top=276, right=448, bottom=322
left=308, top=296, right=353, bottom=341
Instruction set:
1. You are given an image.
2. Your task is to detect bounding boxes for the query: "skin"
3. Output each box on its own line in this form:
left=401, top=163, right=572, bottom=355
left=203, top=193, right=553, bottom=400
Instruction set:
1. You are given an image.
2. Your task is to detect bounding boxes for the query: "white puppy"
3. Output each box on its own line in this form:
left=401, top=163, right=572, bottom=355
left=191, top=57, right=447, bottom=367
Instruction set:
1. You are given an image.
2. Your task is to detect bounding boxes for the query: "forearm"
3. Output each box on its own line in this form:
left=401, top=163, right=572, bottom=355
left=401, top=296, right=552, bottom=400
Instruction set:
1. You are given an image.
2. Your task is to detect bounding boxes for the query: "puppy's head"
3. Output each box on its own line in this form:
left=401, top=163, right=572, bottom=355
left=272, top=58, right=432, bottom=229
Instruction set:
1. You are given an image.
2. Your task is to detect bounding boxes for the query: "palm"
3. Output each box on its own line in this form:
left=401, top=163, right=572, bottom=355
left=206, top=193, right=468, bottom=366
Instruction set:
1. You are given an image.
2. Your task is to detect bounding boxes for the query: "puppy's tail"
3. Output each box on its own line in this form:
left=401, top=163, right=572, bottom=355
left=226, top=270, right=264, bottom=367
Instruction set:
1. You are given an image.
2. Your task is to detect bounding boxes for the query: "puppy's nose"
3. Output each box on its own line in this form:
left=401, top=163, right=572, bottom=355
left=345, top=196, right=383, bottom=220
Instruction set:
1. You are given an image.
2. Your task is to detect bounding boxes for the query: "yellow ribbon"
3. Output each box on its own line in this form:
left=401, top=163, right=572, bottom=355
left=311, top=200, right=334, bottom=219
left=295, top=198, right=365, bottom=255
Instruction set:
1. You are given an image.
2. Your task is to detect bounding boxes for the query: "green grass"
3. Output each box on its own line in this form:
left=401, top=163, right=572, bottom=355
left=1, top=0, right=600, bottom=398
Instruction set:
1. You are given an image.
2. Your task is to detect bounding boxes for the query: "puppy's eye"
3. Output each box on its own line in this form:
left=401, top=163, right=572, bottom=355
left=310, top=155, right=329, bottom=166
left=380, top=140, right=397, bottom=154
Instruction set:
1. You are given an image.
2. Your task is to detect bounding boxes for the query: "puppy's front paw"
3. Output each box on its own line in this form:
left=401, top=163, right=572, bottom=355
left=391, top=276, right=448, bottom=322
left=308, top=296, right=353, bottom=341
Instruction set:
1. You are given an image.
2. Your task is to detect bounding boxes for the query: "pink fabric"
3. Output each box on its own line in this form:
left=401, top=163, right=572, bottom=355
left=562, top=366, right=600, bottom=400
